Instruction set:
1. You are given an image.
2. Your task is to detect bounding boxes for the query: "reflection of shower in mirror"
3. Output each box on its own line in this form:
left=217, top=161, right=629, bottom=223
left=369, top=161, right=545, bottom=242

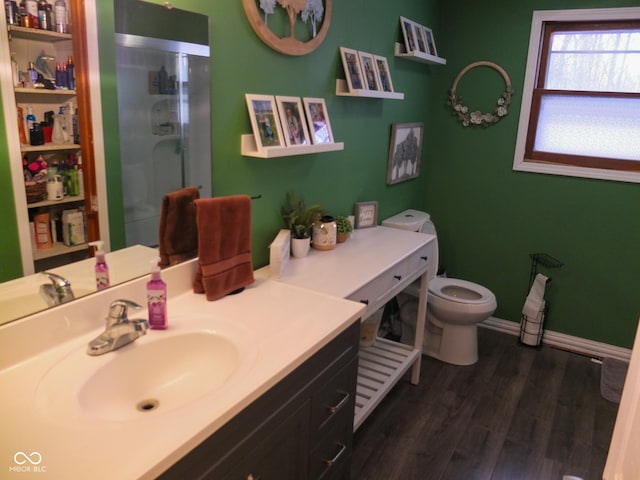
left=114, top=0, right=211, bottom=248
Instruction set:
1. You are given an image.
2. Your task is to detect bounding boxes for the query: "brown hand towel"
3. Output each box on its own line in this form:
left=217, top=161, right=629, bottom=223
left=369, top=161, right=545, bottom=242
left=193, top=195, right=254, bottom=301
left=158, top=186, right=200, bottom=267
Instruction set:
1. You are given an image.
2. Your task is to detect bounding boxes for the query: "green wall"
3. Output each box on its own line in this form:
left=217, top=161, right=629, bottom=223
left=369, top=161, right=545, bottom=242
left=0, top=86, right=24, bottom=280
left=429, top=0, right=640, bottom=348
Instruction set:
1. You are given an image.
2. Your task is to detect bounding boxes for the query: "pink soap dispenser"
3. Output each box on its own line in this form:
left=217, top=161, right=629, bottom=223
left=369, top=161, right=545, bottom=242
left=147, top=257, right=167, bottom=330
left=88, top=240, right=110, bottom=291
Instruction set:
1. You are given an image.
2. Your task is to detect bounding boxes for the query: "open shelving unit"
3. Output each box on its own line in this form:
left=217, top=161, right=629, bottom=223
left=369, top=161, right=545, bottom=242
left=394, top=42, right=447, bottom=65
left=240, top=133, right=344, bottom=158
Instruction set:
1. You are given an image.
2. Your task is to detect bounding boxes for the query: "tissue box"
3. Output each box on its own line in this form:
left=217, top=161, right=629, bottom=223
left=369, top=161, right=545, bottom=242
left=62, top=209, right=86, bottom=246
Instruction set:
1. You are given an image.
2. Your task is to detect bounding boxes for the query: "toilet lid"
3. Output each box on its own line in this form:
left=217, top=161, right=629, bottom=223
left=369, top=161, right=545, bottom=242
left=428, top=277, right=495, bottom=304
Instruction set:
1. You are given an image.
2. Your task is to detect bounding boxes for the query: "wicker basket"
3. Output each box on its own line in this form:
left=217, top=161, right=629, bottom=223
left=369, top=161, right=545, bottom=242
left=25, top=181, right=47, bottom=203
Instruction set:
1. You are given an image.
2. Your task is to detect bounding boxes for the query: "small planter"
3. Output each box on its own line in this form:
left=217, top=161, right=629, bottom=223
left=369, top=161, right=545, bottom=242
left=291, top=237, right=311, bottom=258
left=337, top=232, right=350, bottom=243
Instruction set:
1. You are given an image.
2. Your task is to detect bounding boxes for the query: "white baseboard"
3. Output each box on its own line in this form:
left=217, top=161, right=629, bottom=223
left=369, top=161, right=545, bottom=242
left=481, top=316, right=631, bottom=362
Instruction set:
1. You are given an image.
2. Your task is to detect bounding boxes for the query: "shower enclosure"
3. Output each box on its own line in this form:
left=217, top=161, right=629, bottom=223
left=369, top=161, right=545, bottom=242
left=114, top=0, right=211, bottom=247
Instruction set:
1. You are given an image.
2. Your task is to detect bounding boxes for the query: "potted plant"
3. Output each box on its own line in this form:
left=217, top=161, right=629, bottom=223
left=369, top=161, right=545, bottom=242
left=281, top=192, right=322, bottom=258
left=335, top=216, right=353, bottom=243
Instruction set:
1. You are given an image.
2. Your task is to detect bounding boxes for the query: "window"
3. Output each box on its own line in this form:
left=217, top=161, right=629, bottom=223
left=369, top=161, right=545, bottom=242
left=513, top=8, right=640, bottom=183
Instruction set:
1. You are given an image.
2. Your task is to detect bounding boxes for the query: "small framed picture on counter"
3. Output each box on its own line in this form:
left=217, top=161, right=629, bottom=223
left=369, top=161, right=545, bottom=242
left=354, top=201, right=378, bottom=229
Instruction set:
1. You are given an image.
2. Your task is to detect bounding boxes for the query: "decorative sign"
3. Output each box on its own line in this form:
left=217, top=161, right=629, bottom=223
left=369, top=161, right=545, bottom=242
left=243, top=0, right=332, bottom=56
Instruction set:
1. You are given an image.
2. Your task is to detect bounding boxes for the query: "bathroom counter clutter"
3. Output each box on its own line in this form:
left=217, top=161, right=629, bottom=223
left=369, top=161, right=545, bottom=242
left=260, top=225, right=436, bottom=430
left=0, top=261, right=365, bottom=480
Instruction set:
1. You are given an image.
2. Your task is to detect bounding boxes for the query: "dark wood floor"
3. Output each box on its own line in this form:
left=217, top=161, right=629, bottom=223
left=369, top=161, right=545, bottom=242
left=351, top=327, right=619, bottom=480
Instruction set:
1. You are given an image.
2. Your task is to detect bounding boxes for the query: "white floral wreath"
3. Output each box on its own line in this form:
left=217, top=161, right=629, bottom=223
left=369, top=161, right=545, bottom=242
left=449, top=61, right=513, bottom=127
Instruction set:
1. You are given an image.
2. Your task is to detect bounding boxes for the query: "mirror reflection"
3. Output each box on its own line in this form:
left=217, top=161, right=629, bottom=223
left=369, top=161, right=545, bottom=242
left=114, top=0, right=211, bottom=246
left=0, top=1, right=211, bottom=326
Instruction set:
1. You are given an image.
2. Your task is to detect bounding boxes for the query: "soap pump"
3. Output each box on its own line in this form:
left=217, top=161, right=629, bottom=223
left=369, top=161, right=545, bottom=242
left=88, top=240, right=110, bottom=291
left=147, top=257, right=167, bottom=330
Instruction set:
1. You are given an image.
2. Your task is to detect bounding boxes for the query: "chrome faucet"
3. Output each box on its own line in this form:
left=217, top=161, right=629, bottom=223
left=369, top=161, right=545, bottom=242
left=87, top=299, right=149, bottom=356
left=40, top=271, right=75, bottom=306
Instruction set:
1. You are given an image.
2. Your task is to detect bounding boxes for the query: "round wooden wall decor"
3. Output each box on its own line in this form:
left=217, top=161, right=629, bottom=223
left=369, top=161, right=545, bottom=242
left=242, top=0, right=332, bottom=56
left=449, top=61, right=513, bottom=127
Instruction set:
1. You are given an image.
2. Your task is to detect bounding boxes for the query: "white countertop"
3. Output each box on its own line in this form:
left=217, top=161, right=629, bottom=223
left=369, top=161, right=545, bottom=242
left=269, top=226, right=435, bottom=297
left=0, top=260, right=365, bottom=479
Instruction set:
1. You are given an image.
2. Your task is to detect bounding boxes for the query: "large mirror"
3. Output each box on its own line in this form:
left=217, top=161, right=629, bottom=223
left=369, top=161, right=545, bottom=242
left=0, top=0, right=211, bottom=326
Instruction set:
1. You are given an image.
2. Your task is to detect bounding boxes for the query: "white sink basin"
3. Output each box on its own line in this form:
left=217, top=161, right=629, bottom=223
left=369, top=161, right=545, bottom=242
left=34, top=324, right=255, bottom=424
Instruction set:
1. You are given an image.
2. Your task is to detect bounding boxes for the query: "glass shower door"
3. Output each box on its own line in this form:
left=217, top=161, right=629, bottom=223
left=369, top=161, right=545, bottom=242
left=114, top=0, right=211, bottom=247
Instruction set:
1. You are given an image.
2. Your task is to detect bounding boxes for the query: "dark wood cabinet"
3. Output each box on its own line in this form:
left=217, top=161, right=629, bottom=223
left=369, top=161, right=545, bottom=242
left=159, top=320, right=359, bottom=480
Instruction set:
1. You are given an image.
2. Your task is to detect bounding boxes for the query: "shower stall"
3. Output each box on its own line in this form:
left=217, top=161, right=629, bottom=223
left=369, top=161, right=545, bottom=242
left=114, top=0, right=211, bottom=247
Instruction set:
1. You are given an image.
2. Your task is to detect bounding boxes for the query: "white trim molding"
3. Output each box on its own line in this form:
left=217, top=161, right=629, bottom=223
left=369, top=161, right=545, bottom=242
left=512, top=7, right=640, bottom=184
left=481, top=316, right=631, bottom=362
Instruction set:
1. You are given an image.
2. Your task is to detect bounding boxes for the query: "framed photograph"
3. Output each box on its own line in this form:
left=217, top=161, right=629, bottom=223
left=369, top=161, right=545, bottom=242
left=373, top=55, right=394, bottom=93
left=340, top=46, right=365, bottom=91
left=353, top=201, right=378, bottom=229
left=358, top=51, right=380, bottom=91
left=400, top=16, right=418, bottom=53
left=275, top=96, right=311, bottom=146
left=245, top=94, right=285, bottom=150
left=423, top=26, right=438, bottom=57
left=302, top=97, right=334, bottom=144
left=413, top=23, right=428, bottom=54
left=387, top=122, right=424, bottom=185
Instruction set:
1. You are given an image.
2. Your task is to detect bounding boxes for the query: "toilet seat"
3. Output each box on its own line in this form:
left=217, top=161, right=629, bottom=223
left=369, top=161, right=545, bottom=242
left=428, top=277, right=495, bottom=305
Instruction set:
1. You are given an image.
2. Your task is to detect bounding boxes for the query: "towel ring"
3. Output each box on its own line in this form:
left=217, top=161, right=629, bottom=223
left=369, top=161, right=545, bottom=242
left=449, top=61, right=513, bottom=127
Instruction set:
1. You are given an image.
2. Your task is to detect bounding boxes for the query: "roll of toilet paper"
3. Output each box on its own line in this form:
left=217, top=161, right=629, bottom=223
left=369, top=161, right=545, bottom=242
left=520, top=273, right=548, bottom=346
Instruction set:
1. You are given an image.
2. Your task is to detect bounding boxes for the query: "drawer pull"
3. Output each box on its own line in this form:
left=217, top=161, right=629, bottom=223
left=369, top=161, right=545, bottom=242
left=360, top=299, right=369, bottom=305
left=421, top=256, right=428, bottom=261
left=323, top=442, right=347, bottom=467
left=326, top=390, right=350, bottom=414
left=393, top=275, right=402, bottom=281
left=246, top=475, right=261, bottom=480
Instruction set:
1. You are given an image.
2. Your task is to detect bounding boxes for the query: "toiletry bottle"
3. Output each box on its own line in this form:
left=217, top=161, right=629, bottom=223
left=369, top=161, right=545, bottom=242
left=88, top=240, right=110, bottom=290
left=27, top=61, right=37, bottom=87
left=66, top=55, right=74, bottom=90
left=54, top=0, right=66, bottom=33
left=147, top=257, right=167, bottom=330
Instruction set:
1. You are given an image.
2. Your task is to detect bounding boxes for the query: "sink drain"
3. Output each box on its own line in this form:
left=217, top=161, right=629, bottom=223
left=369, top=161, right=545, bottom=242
left=136, top=399, right=159, bottom=412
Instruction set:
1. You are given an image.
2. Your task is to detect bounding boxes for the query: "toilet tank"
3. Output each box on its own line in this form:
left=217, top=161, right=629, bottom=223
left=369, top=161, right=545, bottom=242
left=381, top=209, right=434, bottom=235
left=382, top=209, right=439, bottom=280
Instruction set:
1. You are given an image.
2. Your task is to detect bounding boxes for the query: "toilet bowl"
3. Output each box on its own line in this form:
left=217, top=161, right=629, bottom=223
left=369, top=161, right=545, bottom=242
left=382, top=209, right=497, bottom=366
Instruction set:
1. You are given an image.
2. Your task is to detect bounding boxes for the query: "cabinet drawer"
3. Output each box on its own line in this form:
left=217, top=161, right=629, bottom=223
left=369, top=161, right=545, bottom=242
left=311, top=357, right=358, bottom=436
left=310, top=408, right=353, bottom=480
left=220, top=401, right=310, bottom=480
left=404, top=242, right=433, bottom=279
left=347, top=280, right=381, bottom=317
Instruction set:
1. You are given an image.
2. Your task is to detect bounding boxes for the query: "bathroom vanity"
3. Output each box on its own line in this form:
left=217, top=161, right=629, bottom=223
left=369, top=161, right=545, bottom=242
left=0, top=260, right=364, bottom=479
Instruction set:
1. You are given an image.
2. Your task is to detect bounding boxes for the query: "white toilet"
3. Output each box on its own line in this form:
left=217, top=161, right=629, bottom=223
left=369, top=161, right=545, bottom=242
left=382, top=209, right=497, bottom=366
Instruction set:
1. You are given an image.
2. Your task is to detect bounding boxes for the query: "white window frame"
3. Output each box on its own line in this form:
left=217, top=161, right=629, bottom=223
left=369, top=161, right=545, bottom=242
left=513, top=7, right=640, bottom=184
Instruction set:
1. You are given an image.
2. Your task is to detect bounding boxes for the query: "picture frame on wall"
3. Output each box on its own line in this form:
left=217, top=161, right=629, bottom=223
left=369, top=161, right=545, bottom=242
left=275, top=96, right=311, bottom=146
left=353, top=201, right=378, bottom=229
left=302, top=97, right=334, bottom=144
left=373, top=54, right=394, bottom=93
left=413, top=22, right=428, bottom=54
left=245, top=94, right=285, bottom=151
left=358, top=51, right=380, bottom=91
left=387, top=122, right=424, bottom=185
left=340, top=46, right=365, bottom=91
left=423, top=26, right=438, bottom=57
left=400, top=16, right=418, bottom=53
